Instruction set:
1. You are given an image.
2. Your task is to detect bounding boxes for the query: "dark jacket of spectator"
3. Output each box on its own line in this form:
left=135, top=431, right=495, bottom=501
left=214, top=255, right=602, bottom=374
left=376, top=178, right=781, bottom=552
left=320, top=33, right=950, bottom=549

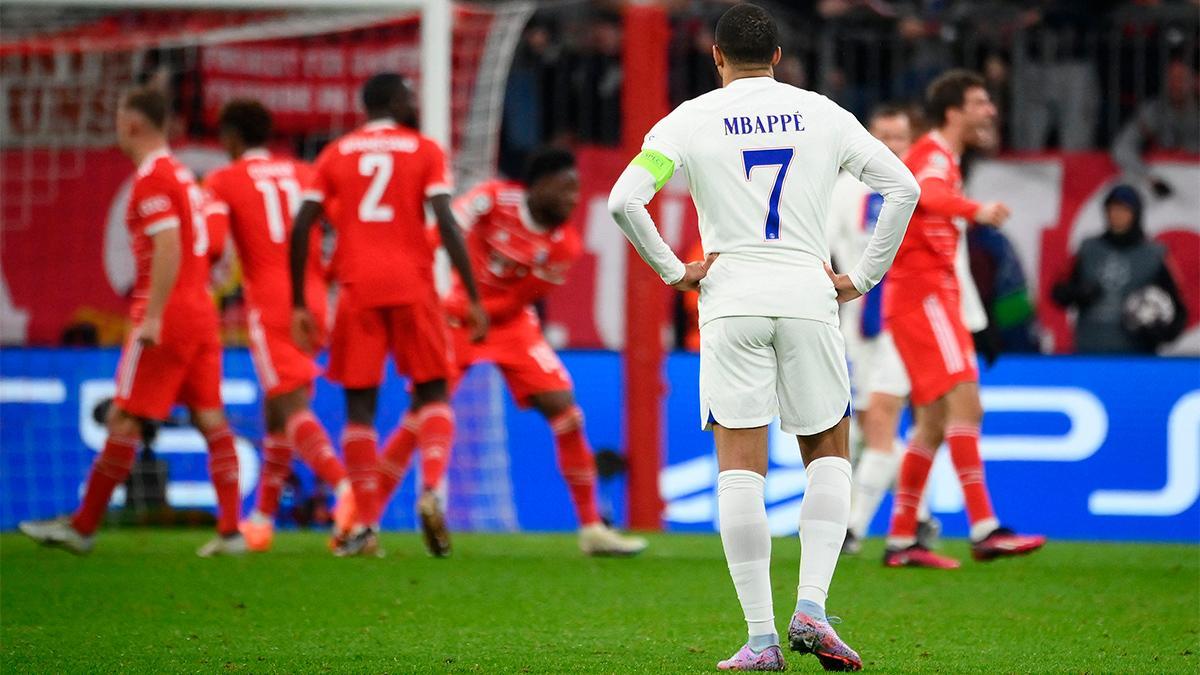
left=1052, top=185, right=1188, bottom=354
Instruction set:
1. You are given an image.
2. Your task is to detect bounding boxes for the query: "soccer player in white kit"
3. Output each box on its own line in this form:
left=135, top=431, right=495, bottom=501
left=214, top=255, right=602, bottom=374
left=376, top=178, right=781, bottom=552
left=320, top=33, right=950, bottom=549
left=826, top=105, right=990, bottom=555
left=608, top=4, right=919, bottom=671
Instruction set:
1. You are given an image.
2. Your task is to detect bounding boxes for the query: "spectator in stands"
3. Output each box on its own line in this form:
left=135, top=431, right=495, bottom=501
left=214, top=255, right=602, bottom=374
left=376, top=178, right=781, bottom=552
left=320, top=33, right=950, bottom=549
left=501, top=22, right=554, bottom=178
left=968, top=225, right=1040, bottom=354
left=1112, top=58, right=1200, bottom=198
left=1052, top=185, right=1188, bottom=354
left=1008, top=0, right=1108, bottom=150
left=569, top=11, right=623, bottom=145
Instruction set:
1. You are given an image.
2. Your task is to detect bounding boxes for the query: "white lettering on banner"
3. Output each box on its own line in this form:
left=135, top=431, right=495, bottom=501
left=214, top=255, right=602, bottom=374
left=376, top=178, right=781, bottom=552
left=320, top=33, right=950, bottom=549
left=659, top=386, right=1193, bottom=531
left=1089, top=391, right=1200, bottom=517
left=204, top=46, right=301, bottom=78
left=78, top=380, right=260, bottom=506
left=205, top=80, right=313, bottom=113
left=978, top=387, right=1107, bottom=461
left=0, top=262, right=30, bottom=343
left=0, top=378, right=66, bottom=403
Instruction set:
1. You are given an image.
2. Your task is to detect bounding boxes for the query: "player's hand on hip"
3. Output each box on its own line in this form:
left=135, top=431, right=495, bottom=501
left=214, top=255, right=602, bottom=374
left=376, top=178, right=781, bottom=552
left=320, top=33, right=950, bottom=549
left=136, top=316, right=162, bottom=347
left=291, top=307, right=319, bottom=353
left=466, top=301, right=489, bottom=343
left=671, top=254, right=718, bottom=292
left=825, top=262, right=862, bottom=304
left=974, top=201, right=1011, bottom=227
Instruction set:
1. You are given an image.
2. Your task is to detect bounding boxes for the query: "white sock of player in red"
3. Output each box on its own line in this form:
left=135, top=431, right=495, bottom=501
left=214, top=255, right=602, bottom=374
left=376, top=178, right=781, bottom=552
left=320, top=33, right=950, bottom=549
left=847, top=444, right=899, bottom=538
left=945, top=423, right=999, bottom=541
left=550, top=406, right=602, bottom=527
left=717, top=470, right=777, bottom=646
left=796, top=456, right=852, bottom=620
left=887, top=440, right=936, bottom=548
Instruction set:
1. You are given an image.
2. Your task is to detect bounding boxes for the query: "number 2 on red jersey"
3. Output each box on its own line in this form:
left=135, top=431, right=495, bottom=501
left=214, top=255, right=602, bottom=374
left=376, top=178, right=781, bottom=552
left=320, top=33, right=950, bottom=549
left=358, top=153, right=394, bottom=222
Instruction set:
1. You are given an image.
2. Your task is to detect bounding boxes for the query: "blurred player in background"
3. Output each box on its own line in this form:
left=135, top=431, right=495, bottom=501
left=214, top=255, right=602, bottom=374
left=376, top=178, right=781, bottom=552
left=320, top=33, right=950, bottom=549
left=290, top=73, right=487, bottom=558
left=204, top=99, right=355, bottom=552
left=882, top=70, right=1045, bottom=569
left=825, top=104, right=938, bottom=555
left=610, top=4, right=919, bottom=670
left=19, top=87, right=243, bottom=557
left=376, top=147, right=648, bottom=557
left=827, top=104, right=993, bottom=555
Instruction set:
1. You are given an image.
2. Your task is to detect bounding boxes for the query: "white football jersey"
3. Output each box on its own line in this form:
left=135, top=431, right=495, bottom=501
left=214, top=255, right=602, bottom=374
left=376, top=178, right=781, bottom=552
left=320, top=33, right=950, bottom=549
left=642, top=76, right=889, bottom=327
left=825, top=171, right=988, bottom=335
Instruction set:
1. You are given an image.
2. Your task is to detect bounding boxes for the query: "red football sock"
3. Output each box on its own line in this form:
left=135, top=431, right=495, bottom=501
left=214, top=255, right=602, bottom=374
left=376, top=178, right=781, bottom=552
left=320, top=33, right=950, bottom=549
left=341, top=424, right=380, bottom=527
left=417, top=403, right=454, bottom=492
left=205, top=425, right=241, bottom=537
left=71, top=434, right=139, bottom=536
left=254, top=434, right=292, bottom=518
left=887, top=441, right=936, bottom=542
left=551, top=406, right=601, bottom=526
left=286, top=410, right=347, bottom=488
left=945, top=423, right=997, bottom=530
left=378, top=411, right=419, bottom=503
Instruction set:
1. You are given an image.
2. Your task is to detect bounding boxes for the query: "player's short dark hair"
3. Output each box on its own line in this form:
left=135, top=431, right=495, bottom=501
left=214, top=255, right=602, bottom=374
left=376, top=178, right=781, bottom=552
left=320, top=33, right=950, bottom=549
left=868, top=103, right=910, bottom=125
left=121, top=86, right=168, bottom=130
left=715, top=3, right=779, bottom=67
left=523, top=146, right=576, bottom=186
left=361, top=72, right=407, bottom=111
left=926, top=69, right=986, bottom=126
left=217, top=99, right=272, bottom=147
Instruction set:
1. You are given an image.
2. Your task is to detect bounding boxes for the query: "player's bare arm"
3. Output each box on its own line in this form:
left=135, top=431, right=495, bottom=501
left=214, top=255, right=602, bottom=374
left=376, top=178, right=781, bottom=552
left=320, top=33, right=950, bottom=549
left=140, top=224, right=182, bottom=346
left=973, top=201, right=1011, bottom=226
left=431, top=193, right=488, bottom=342
left=289, top=199, right=323, bottom=352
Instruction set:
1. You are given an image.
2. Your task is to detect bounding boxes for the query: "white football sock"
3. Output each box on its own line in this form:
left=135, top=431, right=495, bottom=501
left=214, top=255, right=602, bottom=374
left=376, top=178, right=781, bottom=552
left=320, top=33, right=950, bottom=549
left=917, top=491, right=932, bottom=523
left=796, top=456, right=852, bottom=610
left=847, top=447, right=899, bottom=537
left=717, top=470, right=776, bottom=639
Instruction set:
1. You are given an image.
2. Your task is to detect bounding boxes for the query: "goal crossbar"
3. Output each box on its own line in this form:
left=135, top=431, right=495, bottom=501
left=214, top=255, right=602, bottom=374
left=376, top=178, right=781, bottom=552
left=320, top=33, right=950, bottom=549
left=5, top=0, right=451, bottom=147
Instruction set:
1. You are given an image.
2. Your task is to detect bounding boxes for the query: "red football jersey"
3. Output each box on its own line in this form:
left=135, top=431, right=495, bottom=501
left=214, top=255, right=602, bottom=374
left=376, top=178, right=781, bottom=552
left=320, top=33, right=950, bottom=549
left=126, top=148, right=217, bottom=328
left=305, top=120, right=451, bottom=307
left=446, top=179, right=582, bottom=323
left=884, top=131, right=981, bottom=317
left=205, top=149, right=327, bottom=327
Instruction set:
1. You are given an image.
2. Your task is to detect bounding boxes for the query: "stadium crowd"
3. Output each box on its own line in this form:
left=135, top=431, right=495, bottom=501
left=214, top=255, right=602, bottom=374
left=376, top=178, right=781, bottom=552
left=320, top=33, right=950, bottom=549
left=498, top=0, right=1197, bottom=356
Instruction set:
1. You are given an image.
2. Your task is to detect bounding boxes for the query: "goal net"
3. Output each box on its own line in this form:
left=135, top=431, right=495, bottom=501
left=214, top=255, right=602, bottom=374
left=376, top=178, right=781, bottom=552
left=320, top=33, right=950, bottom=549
left=0, top=1, right=531, bottom=533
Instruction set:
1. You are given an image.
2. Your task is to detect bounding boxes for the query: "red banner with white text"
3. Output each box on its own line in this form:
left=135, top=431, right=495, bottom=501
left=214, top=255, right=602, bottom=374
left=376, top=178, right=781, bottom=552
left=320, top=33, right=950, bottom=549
left=2, top=147, right=1196, bottom=352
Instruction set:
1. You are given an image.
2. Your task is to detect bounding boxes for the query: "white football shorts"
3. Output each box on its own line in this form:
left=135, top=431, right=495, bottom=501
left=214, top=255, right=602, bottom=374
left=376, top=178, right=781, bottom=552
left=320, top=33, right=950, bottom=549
left=851, top=330, right=911, bottom=406
left=699, top=316, right=850, bottom=436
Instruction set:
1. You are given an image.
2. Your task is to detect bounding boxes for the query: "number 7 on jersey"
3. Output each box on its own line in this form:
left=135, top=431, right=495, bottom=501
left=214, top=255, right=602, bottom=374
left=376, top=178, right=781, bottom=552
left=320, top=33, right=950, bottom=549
left=742, top=148, right=794, bottom=241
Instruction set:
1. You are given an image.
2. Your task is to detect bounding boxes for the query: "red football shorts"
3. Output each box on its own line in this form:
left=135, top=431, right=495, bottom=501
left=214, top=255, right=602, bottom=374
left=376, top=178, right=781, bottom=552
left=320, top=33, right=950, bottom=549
left=328, top=291, right=452, bottom=389
left=247, top=309, right=321, bottom=398
left=451, top=308, right=572, bottom=408
left=113, top=326, right=223, bottom=420
left=888, top=292, right=978, bottom=406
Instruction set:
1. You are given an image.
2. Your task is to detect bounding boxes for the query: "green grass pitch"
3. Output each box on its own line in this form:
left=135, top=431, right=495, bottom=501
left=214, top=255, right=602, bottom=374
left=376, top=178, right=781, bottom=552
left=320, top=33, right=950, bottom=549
left=2, top=531, right=1197, bottom=673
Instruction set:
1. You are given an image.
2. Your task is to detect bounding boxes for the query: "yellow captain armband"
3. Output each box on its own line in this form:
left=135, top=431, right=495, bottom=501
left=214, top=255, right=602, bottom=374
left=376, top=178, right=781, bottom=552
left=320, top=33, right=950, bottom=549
left=630, top=149, right=676, bottom=191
